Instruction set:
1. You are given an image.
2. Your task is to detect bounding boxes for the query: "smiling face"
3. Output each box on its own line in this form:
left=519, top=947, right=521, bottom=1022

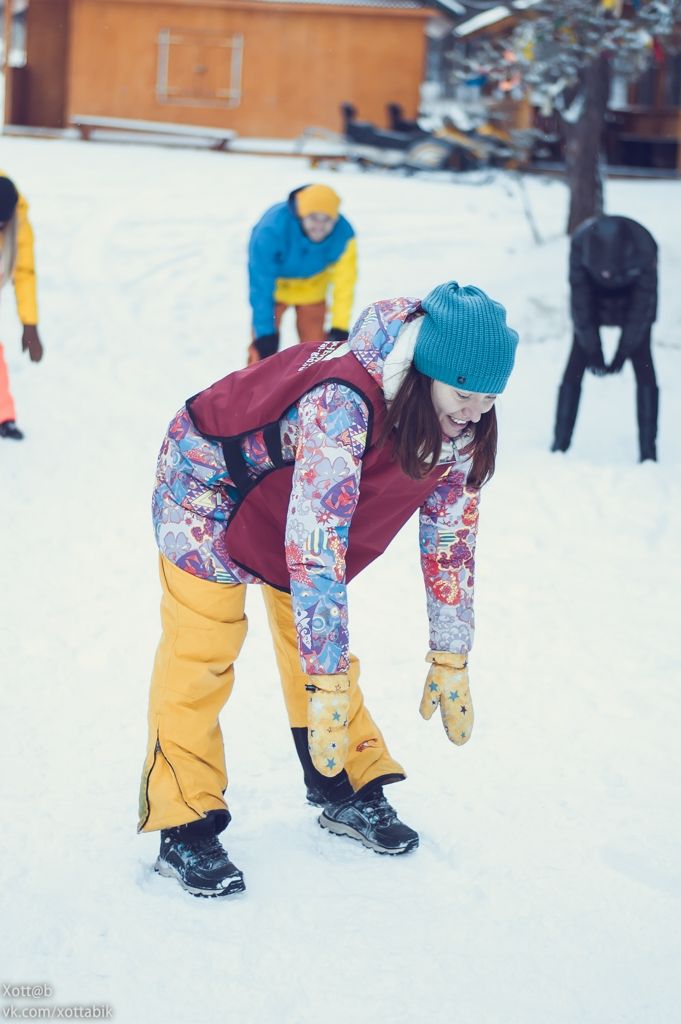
left=301, top=213, right=337, bottom=242
left=430, top=379, right=497, bottom=438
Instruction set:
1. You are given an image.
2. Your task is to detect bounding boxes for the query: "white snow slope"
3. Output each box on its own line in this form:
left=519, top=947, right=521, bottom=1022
left=1, top=138, right=680, bottom=1024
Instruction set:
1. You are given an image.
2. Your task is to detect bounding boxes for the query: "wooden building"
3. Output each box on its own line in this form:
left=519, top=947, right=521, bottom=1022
left=8, top=0, right=677, bottom=171
left=8, top=0, right=434, bottom=138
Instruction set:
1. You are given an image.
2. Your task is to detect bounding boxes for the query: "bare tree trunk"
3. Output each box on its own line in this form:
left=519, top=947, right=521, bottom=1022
left=562, top=54, right=610, bottom=235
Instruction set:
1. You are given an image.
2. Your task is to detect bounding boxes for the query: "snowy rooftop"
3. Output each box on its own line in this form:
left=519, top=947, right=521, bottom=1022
left=454, top=5, right=511, bottom=35
left=453, top=0, right=545, bottom=36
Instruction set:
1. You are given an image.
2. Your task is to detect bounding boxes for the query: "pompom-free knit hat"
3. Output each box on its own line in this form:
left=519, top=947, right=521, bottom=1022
left=0, top=176, right=19, bottom=221
left=295, top=184, right=341, bottom=220
left=414, top=281, right=519, bottom=394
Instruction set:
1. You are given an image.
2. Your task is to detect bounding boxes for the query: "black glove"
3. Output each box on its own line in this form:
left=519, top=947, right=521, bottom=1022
left=327, top=327, right=349, bottom=342
left=607, top=348, right=627, bottom=374
left=250, top=332, right=280, bottom=361
left=608, top=322, right=648, bottom=374
left=586, top=348, right=607, bottom=376
left=575, top=328, right=606, bottom=375
left=21, top=325, right=44, bottom=363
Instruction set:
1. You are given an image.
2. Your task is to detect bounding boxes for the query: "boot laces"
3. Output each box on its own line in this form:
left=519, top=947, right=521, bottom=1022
left=176, top=833, right=228, bottom=869
left=360, top=792, right=397, bottom=827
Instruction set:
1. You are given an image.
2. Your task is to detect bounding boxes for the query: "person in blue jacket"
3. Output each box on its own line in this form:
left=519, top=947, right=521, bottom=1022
left=247, top=184, right=357, bottom=364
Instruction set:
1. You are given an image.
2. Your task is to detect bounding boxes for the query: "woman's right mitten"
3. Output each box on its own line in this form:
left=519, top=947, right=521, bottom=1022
left=306, top=673, right=350, bottom=777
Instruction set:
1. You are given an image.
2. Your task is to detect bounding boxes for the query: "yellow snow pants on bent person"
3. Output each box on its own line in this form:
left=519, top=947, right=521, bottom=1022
left=261, top=585, right=405, bottom=798
left=138, top=555, right=404, bottom=833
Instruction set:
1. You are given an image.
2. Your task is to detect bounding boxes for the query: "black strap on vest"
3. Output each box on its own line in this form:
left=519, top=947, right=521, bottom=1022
left=221, top=440, right=252, bottom=497
left=222, top=423, right=284, bottom=498
left=263, top=422, right=285, bottom=469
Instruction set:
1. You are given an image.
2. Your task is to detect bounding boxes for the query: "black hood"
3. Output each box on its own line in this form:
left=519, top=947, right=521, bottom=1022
left=579, top=216, right=657, bottom=288
left=287, top=185, right=311, bottom=217
left=0, top=176, right=19, bottom=222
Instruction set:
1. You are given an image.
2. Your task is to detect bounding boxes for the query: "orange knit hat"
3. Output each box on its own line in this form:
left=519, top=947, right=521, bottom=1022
left=295, top=185, right=341, bottom=219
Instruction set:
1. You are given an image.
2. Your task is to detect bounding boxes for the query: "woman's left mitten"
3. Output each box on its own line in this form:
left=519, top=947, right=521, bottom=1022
left=419, top=651, right=473, bottom=746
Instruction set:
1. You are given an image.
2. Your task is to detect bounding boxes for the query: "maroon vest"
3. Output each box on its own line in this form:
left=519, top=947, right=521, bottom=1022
left=186, top=340, right=449, bottom=591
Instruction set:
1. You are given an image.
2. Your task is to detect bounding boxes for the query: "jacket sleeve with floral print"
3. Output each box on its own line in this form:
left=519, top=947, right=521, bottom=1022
left=419, top=465, right=478, bottom=656
left=286, top=383, right=478, bottom=676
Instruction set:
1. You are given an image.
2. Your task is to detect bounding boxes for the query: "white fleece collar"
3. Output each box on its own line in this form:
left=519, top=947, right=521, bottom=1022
left=382, top=316, right=473, bottom=465
left=382, top=317, right=423, bottom=402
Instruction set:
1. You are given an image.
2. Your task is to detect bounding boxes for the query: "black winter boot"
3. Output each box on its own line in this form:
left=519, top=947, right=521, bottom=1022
left=551, top=383, right=581, bottom=452
left=0, top=420, right=24, bottom=440
left=319, top=785, right=419, bottom=855
left=636, top=384, right=658, bottom=462
left=155, top=813, right=245, bottom=898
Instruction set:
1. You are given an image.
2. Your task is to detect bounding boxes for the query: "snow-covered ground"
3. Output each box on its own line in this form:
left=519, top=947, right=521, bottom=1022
left=1, top=137, right=680, bottom=1024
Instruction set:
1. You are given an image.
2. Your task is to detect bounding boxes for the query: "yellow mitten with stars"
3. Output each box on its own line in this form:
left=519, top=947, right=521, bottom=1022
left=419, top=651, right=473, bottom=746
left=306, top=673, right=351, bottom=777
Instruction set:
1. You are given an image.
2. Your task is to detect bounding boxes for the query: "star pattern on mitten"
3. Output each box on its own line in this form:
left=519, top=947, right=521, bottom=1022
left=419, top=651, right=474, bottom=746
left=306, top=674, right=350, bottom=777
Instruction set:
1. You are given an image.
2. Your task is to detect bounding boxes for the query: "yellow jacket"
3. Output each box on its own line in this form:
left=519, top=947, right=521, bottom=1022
left=0, top=171, right=39, bottom=325
left=274, top=237, right=358, bottom=332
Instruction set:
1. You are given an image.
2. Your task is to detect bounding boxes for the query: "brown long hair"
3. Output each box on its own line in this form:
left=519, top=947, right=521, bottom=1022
left=377, top=363, right=498, bottom=488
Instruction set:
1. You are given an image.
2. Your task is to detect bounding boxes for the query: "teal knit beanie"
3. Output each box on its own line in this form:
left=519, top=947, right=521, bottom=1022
left=414, top=281, right=519, bottom=394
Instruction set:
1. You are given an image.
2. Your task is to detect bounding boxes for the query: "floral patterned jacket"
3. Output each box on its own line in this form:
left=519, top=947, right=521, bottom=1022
left=153, top=297, right=479, bottom=674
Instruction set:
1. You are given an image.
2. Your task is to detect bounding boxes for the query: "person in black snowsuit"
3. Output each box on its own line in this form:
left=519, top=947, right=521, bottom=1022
left=551, top=215, right=659, bottom=462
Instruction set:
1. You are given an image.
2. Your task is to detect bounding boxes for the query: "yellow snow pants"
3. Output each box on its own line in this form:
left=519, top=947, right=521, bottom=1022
left=138, top=555, right=404, bottom=832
